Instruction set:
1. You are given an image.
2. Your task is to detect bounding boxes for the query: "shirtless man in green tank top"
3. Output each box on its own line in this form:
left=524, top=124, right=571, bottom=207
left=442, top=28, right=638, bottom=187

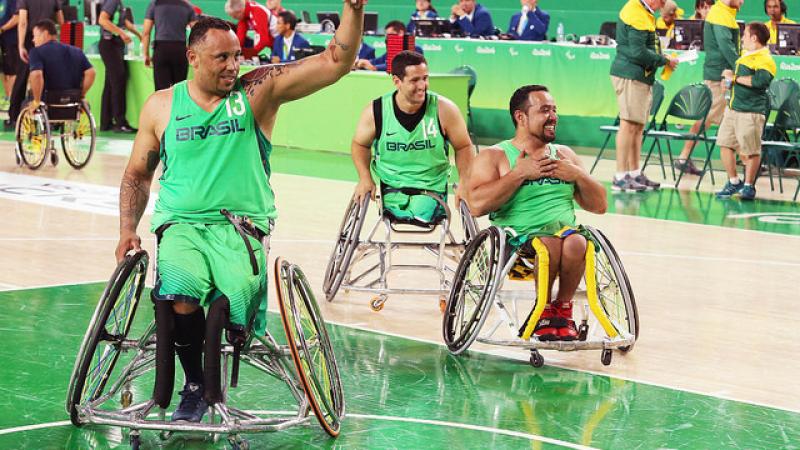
left=468, top=85, right=607, bottom=341
left=113, top=3, right=365, bottom=422
left=350, top=51, right=473, bottom=220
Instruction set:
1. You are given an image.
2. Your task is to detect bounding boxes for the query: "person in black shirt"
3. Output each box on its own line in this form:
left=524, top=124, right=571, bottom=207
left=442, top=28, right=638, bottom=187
left=27, top=19, right=94, bottom=109
left=142, top=0, right=196, bottom=91
left=98, top=0, right=141, bottom=132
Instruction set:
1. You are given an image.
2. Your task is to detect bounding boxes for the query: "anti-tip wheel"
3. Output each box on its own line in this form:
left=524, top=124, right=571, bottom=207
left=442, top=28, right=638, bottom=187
left=370, top=295, right=386, bottom=312
left=601, top=349, right=613, bottom=366
left=438, top=295, right=447, bottom=313
left=530, top=350, right=544, bottom=368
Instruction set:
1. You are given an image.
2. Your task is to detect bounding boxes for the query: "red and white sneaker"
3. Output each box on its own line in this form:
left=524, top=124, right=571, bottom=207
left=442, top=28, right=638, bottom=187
left=555, top=302, right=579, bottom=341
left=532, top=305, right=560, bottom=341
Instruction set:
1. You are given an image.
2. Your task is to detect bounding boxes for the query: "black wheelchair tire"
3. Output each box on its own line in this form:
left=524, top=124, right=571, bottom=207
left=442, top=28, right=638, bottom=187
left=61, top=101, right=96, bottom=169
left=443, top=227, right=502, bottom=355
left=66, top=251, right=149, bottom=427
left=322, top=196, right=368, bottom=301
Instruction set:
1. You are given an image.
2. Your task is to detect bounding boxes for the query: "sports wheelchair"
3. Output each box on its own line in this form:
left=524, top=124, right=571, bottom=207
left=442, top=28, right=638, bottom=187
left=15, top=89, right=96, bottom=170
left=66, top=241, right=344, bottom=449
left=443, top=225, right=638, bottom=368
left=322, top=183, right=479, bottom=312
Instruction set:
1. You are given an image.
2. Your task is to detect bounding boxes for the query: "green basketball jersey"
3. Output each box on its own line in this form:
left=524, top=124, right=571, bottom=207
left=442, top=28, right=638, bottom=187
left=151, top=80, right=276, bottom=232
left=489, top=140, right=576, bottom=237
left=372, top=92, right=450, bottom=192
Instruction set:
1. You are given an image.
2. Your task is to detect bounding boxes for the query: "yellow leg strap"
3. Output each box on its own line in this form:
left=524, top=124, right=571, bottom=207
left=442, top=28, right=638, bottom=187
left=520, top=238, right=550, bottom=340
left=585, top=241, right=619, bottom=338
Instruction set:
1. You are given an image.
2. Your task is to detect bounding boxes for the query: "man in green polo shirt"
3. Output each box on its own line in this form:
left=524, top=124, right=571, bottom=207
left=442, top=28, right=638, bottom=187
left=675, top=0, right=742, bottom=176
left=715, top=22, right=776, bottom=201
left=610, top=0, right=678, bottom=192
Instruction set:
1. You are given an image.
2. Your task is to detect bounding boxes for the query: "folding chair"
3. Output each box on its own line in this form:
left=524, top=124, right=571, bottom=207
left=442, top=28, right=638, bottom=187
left=642, top=83, right=712, bottom=189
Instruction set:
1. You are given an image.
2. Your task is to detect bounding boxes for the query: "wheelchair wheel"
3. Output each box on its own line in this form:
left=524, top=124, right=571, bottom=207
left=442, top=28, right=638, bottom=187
left=322, top=196, right=368, bottom=301
left=66, top=251, right=149, bottom=427
left=61, top=101, right=96, bottom=169
left=585, top=226, right=639, bottom=351
left=276, top=258, right=345, bottom=437
left=15, top=106, right=50, bottom=170
left=443, top=227, right=502, bottom=354
left=459, top=199, right=479, bottom=243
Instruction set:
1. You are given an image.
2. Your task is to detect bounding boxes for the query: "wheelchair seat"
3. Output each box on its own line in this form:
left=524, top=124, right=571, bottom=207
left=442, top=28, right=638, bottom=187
left=44, top=89, right=82, bottom=122
left=380, top=184, right=448, bottom=229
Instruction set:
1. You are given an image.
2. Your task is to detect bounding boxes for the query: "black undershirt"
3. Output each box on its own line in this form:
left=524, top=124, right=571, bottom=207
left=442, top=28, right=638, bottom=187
left=373, top=92, right=428, bottom=137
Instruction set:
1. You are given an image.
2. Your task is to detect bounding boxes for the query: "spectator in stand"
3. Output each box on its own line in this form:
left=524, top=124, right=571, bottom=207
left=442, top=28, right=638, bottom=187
left=657, top=1, right=682, bottom=40
left=142, top=0, right=197, bottom=91
left=8, top=0, right=63, bottom=130
left=507, top=0, right=549, bottom=41
left=449, top=0, right=494, bottom=37
left=357, top=41, right=375, bottom=60
left=266, top=0, right=285, bottom=16
left=98, top=0, right=142, bottom=132
left=27, top=19, right=95, bottom=109
left=407, top=0, right=438, bottom=35
left=225, top=0, right=276, bottom=59
left=0, top=0, right=19, bottom=112
left=271, top=10, right=309, bottom=63
left=355, top=21, right=423, bottom=72
left=764, top=0, right=794, bottom=45
left=693, top=0, right=713, bottom=19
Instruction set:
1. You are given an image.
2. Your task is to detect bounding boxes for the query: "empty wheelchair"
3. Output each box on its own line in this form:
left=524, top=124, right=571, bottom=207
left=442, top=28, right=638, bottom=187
left=66, top=250, right=344, bottom=449
left=15, top=89, right=96, bottom=170
left=443, top=225, right=638, bottom=368
left=323, top=183, right=479, bottom=312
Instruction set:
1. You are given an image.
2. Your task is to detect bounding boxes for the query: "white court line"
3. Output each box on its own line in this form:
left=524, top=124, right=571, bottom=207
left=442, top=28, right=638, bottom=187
left=0, top=280, right=106, bottom=293
left=325, top=319, right=800, bottom=416
left=0, top=413, right=595, bottom=449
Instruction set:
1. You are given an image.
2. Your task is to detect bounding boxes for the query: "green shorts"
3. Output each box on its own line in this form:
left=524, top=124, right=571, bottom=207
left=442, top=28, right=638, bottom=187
left=382, top=192, right=445, bottom=223
left=153, top=223, right=269, bottom=335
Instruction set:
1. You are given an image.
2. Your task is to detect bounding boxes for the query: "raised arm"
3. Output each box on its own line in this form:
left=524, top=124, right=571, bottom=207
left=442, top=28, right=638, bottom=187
left=351, top=103, right=376, bottom=201
left=438, top=97, right=473, bottom=184
left=116, top=91, right=170, bottom=262
left=241, top=0, right=366, bottom=124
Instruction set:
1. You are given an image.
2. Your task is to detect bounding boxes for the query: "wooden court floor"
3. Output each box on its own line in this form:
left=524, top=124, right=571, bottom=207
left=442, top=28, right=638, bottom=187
left=0, top=140, right=799, bottom=448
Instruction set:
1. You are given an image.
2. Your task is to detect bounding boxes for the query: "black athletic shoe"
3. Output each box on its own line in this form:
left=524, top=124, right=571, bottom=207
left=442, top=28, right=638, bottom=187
left=172, top=382, right=208, bottom=422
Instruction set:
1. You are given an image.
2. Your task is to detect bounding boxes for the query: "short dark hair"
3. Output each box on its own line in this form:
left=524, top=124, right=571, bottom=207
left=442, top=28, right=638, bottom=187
left=385, top=20, right=406, bottom=33
left=34, top=19, right=57, bottom=36
left=390, top=50, right=427, bottom=79
left=509, top=85, right=549, bottom=126
left=188, top=16, right=234, bottom=48
left=278, top=11, right=298, bottom=30
left=748, top=21, right=770, bottom=46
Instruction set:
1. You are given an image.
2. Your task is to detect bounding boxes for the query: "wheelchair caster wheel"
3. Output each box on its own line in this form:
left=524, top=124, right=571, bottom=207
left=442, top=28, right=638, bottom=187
left=50, top=150, right=58, bottom=166
left=120, top=390, right=132, bottom=408
left=438, top=295, right=447, bottom=313
left=370, top=295, right=386, bottom=312
left=529, top=350, right=544, bottom=368
left=578, top=321, right=589, bottom=341
left=159, top=430, right=172, bottom=441
left=228, top=435, right=249, bottom=450
left=129, top=432, right=141, bottom=450
left=601, top=349, right=612, bottom=366
left=14, top=152, right=21, bottom=166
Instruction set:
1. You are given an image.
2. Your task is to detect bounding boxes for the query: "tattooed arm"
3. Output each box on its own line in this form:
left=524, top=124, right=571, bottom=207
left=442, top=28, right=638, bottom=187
left=116, top=90, right=172, bottom=262
left=242, top=0, right=366, bottom=129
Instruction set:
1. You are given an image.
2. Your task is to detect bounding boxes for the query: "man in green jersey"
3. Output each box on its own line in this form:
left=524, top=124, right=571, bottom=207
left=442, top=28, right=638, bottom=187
left=351, top=51, right=473, bottom=222
left=114, top=2, right=365, bottom=422
left=676, top=0, right=743, bottom=176
left=468, top=85, right=607, bottom=341
left=716, top=22, right=775, bottom=201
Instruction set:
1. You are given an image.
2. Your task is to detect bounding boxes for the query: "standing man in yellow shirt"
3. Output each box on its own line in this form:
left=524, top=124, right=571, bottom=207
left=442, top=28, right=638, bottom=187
left=764, top=0, right=795, bottom=45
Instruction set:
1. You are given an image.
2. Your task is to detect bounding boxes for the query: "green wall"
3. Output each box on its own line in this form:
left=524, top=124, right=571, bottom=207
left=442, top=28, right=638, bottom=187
left=121, top=1, right=780, bottom=37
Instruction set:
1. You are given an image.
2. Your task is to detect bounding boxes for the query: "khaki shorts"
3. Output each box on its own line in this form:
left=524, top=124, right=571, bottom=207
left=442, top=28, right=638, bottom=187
left=704, top=80, right=727, bottom=125
left=611, top=76, right=653, bottom=125
left=716, top=109, right=766, bottom=156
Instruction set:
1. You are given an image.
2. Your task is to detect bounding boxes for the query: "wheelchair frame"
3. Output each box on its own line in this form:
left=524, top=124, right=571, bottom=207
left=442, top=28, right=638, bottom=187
left=14, top=95, right=96, bottom=170
left=323, top=187, right=478, bottom=312
left=443, top=225, right=638, bottom=368
left=66, top=248, right=344, bottom=449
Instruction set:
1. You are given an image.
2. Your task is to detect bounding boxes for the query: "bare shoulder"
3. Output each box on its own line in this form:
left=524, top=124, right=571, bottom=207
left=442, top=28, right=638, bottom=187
left=142, top=88, right=174, bottom=137
left=476, top=146, right=507, bottom=164
left=554, top=144, right=579, bottom=161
